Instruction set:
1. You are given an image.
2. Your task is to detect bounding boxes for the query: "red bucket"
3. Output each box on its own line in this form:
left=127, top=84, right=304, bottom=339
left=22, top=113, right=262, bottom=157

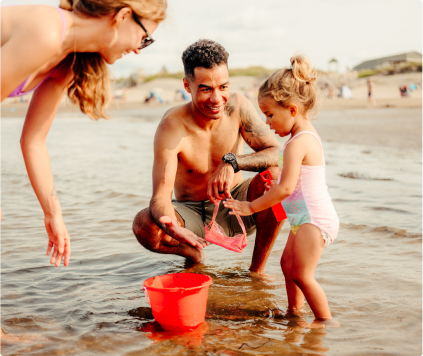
left=143, top=273, right=213, bottom=331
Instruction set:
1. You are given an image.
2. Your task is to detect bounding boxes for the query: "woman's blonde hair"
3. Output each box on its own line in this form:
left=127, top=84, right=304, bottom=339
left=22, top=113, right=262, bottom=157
left=59, top=0, right=167, bottom=120
left=259, top=54, right=318, bottom=113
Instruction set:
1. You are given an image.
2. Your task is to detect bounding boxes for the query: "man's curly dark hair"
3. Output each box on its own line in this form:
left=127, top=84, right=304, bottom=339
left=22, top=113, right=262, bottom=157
left=182, top=39, right=229, bottom=80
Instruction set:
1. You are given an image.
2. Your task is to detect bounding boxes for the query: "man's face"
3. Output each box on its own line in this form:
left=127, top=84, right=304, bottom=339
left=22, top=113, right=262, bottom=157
left=184, top=64, right=230, bottom=120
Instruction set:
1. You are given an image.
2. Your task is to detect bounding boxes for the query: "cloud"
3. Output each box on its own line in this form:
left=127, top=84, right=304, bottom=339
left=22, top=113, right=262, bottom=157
left=5, top=0, right=422, bottom=77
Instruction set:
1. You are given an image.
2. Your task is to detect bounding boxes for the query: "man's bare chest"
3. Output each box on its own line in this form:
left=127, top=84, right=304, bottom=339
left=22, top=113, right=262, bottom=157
left=178, top=123, right=242, bottom=175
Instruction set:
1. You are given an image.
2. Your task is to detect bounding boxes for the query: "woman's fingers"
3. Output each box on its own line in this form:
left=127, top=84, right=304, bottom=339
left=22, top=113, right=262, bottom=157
left=55, top=249, right=64, bottom=268
left=64, top=235, right=71, bottom=267
left=50, top=244, right=58, bottom=265
left=46, top=240, right=54, bottom=256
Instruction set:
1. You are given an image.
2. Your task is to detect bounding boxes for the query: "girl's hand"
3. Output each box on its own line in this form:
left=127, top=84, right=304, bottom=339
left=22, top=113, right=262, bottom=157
left=264, top=179, right=277, bottom=193
left=44, top=214, right=71, bottom=267
left=223, top=198, right=255, bottom=216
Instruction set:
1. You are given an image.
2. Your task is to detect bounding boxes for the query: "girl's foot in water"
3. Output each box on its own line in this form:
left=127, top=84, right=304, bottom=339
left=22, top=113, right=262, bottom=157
left=297, top=318, right=340, bottom=329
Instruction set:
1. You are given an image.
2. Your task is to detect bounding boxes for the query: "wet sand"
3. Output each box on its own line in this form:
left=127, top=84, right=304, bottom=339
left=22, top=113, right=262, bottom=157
left=1, top=105, right=422, bottom=355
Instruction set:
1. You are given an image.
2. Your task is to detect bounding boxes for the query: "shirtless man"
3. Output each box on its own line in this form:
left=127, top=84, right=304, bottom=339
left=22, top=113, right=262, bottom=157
left=132, top=40, right=284, bottom=273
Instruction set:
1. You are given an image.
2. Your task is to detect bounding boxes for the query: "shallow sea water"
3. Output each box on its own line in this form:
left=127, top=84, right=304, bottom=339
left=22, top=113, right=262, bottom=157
left=1, top=107, right=422, bottom=355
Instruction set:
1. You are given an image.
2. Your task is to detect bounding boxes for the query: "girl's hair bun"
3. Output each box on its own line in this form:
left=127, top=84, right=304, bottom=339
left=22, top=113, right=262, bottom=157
left=258, top=52, right=318, bottom=113
left=290, top=54, right=317, bottom=85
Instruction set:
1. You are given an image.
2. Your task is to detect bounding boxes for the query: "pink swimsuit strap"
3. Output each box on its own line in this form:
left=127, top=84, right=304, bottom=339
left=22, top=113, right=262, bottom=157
left=7, top=6, right=67, bottom=98
left=283, top=131, right=325, bottom=165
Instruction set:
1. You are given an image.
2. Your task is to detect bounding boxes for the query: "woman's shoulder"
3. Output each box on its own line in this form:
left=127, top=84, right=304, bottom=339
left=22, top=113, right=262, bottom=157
left=8, top=5, right=64, bottom=51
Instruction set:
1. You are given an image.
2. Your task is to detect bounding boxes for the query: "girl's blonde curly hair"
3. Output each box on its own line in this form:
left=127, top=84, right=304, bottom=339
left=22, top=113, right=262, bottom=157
left=59, top=0, right=167, bottom=120
left=259, top=54, right=318, bottom=112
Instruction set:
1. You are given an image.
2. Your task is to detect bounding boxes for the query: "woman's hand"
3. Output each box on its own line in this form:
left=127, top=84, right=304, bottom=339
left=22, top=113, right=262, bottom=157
left=223, top=198, right=255, bottom=216
left=44, top=214, right=71, bottom=267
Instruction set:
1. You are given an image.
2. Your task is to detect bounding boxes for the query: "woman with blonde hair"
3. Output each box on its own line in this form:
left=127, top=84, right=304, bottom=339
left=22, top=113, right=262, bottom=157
left=1, top=0, right=167, bottom=267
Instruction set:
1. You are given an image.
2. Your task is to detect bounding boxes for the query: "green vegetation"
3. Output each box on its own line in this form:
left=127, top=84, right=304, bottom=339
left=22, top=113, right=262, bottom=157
left=358, top=69, right=380, bottom=78
left=358, top=62, right=422, bottom=78
left=228, top=66, right=274, bottom=78
left=141, top=66, right=276, bottom=82
left=144, top=71, right=185, bottom=82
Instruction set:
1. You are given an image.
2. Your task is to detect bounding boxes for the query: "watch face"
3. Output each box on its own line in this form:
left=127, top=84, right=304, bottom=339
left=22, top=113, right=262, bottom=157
left=224, top=152, right=236, bottom=162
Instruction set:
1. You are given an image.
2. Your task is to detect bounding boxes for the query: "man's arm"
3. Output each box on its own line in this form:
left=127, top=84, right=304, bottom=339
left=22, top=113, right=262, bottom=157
left=149, top=118, right=207, bottom=249
left=237, top=95, right=281, bottom=171
left=207, top=94, right=281, bottom=203
left=150, top=119, right=182, bottom=230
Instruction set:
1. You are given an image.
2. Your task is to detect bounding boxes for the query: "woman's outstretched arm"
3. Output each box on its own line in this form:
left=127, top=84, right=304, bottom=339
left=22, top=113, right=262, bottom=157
left=20, top=64, right=73, bottom=267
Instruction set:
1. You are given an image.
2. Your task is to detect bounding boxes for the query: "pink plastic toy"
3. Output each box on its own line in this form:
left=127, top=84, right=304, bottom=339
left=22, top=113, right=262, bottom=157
left=204, top=200, right=248, bottom=253
left=260, top=169, right=287, bottom=221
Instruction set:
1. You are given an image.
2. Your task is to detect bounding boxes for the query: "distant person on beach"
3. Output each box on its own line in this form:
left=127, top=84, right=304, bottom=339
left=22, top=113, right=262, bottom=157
left=367, top=78, right=376, bottom=105
left=133, top=40, right=285, bottom=273
left=223, top=55, right=340, bottom=326
left=1, top=0, right=166, bottom=267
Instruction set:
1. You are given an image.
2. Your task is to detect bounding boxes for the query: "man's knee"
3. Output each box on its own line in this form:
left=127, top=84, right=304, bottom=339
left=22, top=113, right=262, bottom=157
left=132, top=208, right=149, bottom=237
left=132, top=208, right=161, bottom=251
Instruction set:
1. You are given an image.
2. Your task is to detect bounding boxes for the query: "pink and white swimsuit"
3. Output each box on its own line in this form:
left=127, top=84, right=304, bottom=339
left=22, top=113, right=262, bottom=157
left=278, top=131, right=339, bottom=245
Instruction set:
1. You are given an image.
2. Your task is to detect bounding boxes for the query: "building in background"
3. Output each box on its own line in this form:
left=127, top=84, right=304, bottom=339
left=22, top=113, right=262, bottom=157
left=353, top=52, right=422, bottom=71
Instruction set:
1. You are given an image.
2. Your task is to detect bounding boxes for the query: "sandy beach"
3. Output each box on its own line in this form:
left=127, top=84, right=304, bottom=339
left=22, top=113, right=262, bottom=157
left=2, top=72, right=421, bottom=118
left=1, top=89, right=421, bottom=355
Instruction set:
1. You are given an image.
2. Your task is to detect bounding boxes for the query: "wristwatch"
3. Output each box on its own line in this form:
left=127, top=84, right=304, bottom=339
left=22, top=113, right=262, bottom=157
left=222, top=152, right=239, bottom=173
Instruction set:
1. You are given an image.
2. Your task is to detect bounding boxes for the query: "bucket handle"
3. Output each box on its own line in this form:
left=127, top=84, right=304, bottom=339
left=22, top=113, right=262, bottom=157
left=143, top=286, right=150, bottom=305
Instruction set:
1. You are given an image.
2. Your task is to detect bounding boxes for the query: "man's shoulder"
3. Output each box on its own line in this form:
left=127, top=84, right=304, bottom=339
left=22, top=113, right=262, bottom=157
left=158, top=102, right=190, bottom=130
left=224, top=92, right=246, bottom=118
left=155, top=102, right=191, bottom=144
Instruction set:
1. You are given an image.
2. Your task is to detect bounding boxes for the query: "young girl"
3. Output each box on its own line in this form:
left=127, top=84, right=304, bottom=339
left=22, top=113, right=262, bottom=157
left=1, top=0, right=166, bottom=267
left=223, top=54, right=339, bottom=325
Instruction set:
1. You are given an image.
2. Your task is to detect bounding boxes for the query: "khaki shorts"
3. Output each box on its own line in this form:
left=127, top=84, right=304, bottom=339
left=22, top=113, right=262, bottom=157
left=172, top=178, right=257, bottom=239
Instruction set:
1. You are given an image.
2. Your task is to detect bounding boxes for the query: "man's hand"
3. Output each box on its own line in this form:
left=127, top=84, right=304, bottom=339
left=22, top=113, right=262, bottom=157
left=207, top=161, right=234, bottom=203
left=223, top=198, right=255, bottom=216
left=159, top=216, right=209, bottom=249
left=45, top=214, right=71, bottom=267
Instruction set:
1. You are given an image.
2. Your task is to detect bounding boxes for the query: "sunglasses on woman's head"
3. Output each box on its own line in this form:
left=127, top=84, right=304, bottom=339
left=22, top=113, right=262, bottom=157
left=132, top=13, right=155, bottom=50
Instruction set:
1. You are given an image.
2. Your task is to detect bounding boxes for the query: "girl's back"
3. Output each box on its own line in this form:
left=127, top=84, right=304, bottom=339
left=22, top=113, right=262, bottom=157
left=279, top=131, right=339, bottom=242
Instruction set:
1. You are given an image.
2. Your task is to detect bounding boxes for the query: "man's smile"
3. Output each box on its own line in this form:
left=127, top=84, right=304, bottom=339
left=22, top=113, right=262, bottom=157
left=205, top=104, right=223, bottom=114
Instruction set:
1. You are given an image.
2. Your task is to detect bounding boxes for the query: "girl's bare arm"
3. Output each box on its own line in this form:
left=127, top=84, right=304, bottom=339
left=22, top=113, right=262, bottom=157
left=223, top=140, right=305, bottom=215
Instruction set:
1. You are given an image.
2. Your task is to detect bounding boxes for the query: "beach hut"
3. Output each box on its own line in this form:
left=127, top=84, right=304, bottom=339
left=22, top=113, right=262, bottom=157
left=328, top=58, right=338, bottom=73
left=353, top=52, right=422, bottom=71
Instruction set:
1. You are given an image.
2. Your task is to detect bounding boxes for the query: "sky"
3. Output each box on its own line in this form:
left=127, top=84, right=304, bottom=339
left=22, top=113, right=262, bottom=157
left=4, top=0, right=422, bottom=78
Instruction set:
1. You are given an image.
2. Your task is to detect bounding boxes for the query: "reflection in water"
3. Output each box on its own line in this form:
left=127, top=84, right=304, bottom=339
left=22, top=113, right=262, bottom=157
left=1, top=109, right=421, bottom=355
left=141, top=321, right=209, bottom=348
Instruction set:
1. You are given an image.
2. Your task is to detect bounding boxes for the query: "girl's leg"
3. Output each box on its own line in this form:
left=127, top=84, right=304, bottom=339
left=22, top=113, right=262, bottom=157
left=291, top=224, right=332, bottom=320
left=281, top=231, right=304, bottom=312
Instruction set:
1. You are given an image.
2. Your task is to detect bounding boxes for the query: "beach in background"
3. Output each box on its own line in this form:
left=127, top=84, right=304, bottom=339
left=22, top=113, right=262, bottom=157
left=2, top=71, right=422, bottom=117
left=1, top=74, right=421, bottom=354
